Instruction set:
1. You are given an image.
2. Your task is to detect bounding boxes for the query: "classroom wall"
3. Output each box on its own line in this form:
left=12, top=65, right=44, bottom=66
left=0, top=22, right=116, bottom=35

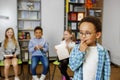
left=41, top=0, right=64, bottom=57
left=102, top=0, right=120, bottom=65
left=0, top=0, right=17, bottom=42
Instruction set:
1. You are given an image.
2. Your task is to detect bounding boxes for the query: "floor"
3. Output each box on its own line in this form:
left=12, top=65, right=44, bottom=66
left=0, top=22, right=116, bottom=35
left=0, top=62, right=120, bottom=80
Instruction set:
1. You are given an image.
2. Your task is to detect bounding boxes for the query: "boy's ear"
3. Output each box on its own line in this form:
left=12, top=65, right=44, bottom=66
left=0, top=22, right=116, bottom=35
left=96, top=32, right=101, bottom=39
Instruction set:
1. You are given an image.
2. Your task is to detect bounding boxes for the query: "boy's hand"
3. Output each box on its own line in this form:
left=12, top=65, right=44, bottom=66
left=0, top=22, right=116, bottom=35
left=79, top=40, right=88, bottom=52
left=38, top=45, right=43, bottom=50
left=34, top=46, right=39, bottom=50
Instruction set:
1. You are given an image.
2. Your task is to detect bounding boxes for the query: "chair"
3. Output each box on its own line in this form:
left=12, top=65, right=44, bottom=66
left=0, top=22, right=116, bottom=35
left=51, top=58, right=72, bottom=80
left=0, top=58, right=23, bottom=79
left=52, top=60, right=60, bottom=80
left=27, top=46, right=50, bottom=80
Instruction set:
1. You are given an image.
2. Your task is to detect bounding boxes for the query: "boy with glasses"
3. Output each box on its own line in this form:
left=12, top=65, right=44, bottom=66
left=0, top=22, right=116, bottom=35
left=69, top=16, right=111, bottom=80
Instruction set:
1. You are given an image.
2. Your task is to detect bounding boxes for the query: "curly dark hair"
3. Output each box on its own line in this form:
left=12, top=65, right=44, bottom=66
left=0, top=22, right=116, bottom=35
left=78, top=16, right=102, bottom=32
left=34, top=26, right=43, bottom=32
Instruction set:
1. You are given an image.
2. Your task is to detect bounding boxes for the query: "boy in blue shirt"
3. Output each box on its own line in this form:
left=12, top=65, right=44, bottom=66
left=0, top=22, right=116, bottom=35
left=28, top=26, right=49, bottom=80
left=69, top=16, right=111, bottom=80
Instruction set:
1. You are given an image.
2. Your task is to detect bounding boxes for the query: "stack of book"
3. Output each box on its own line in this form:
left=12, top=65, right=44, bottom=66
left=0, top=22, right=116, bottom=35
left=18, top=31, right=31, bottom=40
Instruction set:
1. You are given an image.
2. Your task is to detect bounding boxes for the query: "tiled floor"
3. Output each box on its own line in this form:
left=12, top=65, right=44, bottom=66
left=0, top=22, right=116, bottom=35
left=0, top=62, right=120, bottom=80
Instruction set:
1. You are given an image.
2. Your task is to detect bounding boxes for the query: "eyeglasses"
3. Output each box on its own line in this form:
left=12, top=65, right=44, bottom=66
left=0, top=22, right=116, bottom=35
left=79, top=31, right=96, bottom=37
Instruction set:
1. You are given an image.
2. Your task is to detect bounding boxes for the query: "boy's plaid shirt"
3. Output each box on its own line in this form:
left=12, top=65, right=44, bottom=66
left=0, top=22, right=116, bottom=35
left=69, top=43, right=111, bottom=80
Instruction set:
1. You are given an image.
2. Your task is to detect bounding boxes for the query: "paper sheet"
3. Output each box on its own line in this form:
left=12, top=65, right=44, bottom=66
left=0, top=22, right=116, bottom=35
left=55, top=44, right=69, bottom=60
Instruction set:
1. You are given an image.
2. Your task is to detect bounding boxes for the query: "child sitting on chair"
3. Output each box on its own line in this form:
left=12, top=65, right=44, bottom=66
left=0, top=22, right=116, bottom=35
left=55, top=29, right=75, bottom=80
left=1, top=27, right=20, bottom=80
left=28, top=26, right=49, bottom=80
left=69, top=16, right=111, bottom=80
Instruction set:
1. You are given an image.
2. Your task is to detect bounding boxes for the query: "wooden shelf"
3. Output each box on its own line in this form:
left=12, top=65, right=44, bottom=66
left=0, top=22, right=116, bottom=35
left=69, top=2, right=85, bottom=5
left=18, top=0, right=41, bottom=62
left=18, top=9, right=40, bottom=12
left=18, top=18, right=40, bottom=21
left=18, top=0, right=40, bottom=2
left=19, top=39, right=30, bottom=42
left=21, top=48, right=28, bottom=51
left=18, top=29, right=34, bottom=31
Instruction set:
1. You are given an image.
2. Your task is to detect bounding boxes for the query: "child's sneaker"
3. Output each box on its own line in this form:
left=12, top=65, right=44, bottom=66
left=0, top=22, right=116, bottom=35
left=62, top=75, right=66, bottom=80
left=70, top=77, right=73, bottom=80
left=14, top=76, right=20, bottom=80
left=32, top=75, right=39, bottom=80
left=40, top=74, right=46, bottom=80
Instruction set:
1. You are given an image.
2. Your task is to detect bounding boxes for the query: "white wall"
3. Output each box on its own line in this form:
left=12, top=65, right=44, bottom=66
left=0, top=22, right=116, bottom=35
left=0, top=0, right=17, bottom=42
left=41, top=0, right=64, bottom=57
left=102, top=0, right=120, bottom=65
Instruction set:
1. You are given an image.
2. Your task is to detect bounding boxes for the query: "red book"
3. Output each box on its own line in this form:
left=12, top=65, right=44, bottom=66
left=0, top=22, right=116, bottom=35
left=70, top=13, right=77, bottom=21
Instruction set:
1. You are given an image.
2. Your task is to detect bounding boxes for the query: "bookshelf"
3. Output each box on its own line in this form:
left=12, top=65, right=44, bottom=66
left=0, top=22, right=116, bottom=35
left=17, top=0, right=41, bottom=62
left=87, top=0, right=103, bottom=44
left=68, top=0, right=86, bottom=42
left=86, top=0, right=103, bottom=21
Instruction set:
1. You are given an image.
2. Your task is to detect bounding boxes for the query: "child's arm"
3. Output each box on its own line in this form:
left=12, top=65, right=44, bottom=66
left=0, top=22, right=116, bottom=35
left=28, top=40, right=35, bottom=53
left=40, top=42, right=48, bottom=53
left=0, top=42, right=5, bottom=60
left=103, top=50, right=111, bottom=80
left=14, top=41, right=20, bottom=56
left=69, top=45, right=86, bottom=71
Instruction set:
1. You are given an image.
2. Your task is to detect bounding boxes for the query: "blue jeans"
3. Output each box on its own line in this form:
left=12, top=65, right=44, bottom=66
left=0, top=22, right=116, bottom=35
left=31, top=55, right=49, bottom=75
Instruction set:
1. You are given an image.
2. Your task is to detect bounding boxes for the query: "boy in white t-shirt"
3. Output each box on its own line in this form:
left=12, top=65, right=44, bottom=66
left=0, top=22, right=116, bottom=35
left=69, top=16, right=111, bottom=80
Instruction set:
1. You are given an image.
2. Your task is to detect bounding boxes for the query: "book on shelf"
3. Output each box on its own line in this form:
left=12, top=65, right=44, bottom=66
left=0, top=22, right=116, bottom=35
left=89, top=10, right=95, bottom=16
left=69, top=4, right=73, bottom=12
left=74, top=6, right=85, bottom=12
left=18, top=31, right=31, bottom=40
left=24, top=52, right=28, bottom=60
left=69, top=0, right=84, bottom=3
left=20, top=2, right=28, bottom=10
left=29, top=12, right=38, bottom=19
left=94, top=10, right=102, bottom=17
left=77, top=12, right=84, bottom=21
left=70, top=13, right=77, bottom=21
left=69, top=0, right=78, bottom=3
left=71, top=22, right=77, bottom=30
left=20, top=11, right=38, bottom=19
left=34, top=2, right=40, bottom=10
left=18, top=21, right=24, bottom=29
left=24, top=21, right=33, bottom=29
left=78, top=0, right=85, bottom=3
left=77, top=32, right=80, bottom=39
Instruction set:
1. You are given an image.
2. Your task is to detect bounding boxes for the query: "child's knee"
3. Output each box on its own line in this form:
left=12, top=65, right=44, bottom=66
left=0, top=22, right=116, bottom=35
left=12, top=59, right=18, bottom=66
left=4, top=59, right=11, bottom=68
left=4, top=63, right=10, bottom=69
